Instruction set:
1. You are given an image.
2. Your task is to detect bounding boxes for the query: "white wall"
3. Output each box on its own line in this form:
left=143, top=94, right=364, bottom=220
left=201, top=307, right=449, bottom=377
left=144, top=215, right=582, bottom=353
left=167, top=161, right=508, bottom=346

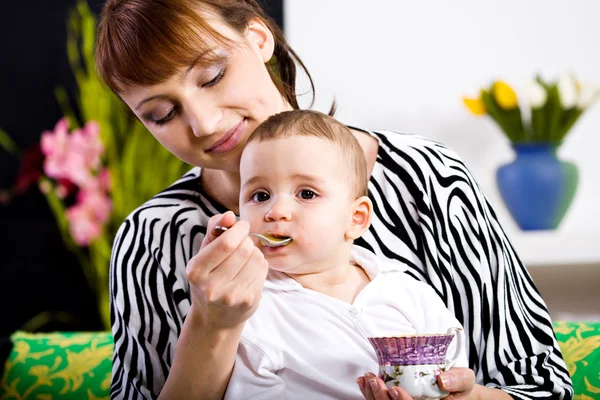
left=285, top=0, right=600, bottom=267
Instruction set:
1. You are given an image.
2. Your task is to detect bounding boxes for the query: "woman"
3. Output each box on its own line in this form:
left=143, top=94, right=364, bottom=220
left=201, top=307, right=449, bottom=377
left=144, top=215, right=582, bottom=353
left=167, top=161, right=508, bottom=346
left=95, top=1, right=573, bottom=399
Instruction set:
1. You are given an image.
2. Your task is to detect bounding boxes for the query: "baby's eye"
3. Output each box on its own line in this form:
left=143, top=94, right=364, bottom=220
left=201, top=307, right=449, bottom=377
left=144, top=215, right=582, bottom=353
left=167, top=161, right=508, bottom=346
left=251, top=191, right=270, bottom=203
left=298, top=189, right=317, bottom=200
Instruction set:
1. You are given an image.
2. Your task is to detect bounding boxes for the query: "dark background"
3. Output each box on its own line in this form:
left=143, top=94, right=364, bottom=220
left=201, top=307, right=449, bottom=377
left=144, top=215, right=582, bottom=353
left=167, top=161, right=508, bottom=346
left=0, top=0, right=283, bottom=367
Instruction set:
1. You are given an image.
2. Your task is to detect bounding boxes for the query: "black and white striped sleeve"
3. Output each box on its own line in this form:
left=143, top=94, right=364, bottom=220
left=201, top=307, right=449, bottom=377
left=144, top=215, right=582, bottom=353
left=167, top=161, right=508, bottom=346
left=365, top=131, right=573, bottom=399
left=108, top=170, right=217, bottom=399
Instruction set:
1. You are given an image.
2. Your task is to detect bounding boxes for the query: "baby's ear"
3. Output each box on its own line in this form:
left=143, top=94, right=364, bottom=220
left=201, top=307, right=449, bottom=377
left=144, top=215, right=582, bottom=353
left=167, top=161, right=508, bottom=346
left=345, top=196, right=373, bottom=240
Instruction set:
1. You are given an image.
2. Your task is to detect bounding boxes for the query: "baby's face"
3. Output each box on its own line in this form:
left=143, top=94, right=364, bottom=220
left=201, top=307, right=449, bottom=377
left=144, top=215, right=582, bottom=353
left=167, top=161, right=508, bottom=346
left=239, top=136, right=356, bottom=273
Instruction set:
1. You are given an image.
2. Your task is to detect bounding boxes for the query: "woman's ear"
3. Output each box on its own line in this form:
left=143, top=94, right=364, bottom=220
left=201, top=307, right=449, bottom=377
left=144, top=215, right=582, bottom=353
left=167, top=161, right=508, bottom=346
left=246, top=17, right=275, bottom=63
left=345, top=196, right=373, bottom=241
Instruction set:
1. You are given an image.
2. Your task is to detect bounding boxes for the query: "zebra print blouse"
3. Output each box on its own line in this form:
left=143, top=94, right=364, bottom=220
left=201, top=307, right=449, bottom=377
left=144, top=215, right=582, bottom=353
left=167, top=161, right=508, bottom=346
left=109, top=129, right=573, bottom=399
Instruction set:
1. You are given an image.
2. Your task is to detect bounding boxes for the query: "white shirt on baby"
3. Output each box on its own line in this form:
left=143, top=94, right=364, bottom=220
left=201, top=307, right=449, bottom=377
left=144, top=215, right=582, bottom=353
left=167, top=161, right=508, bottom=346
left=224, top=245, right=468, bottom=400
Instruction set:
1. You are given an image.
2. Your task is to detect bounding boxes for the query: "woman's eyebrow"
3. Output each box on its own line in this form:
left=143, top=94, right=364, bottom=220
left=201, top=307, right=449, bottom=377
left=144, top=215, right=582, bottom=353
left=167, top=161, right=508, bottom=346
left=184, top=50, right=213, bottom=77
left=184, top=48, right=227, bottom=77
left=136, top=95, right=169, bottom=111
left=135, top=50, right=227, bottom=110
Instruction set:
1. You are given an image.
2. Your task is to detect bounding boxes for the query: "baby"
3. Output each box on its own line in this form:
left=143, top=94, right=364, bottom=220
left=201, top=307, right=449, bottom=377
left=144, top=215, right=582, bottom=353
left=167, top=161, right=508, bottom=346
left=225, top=110, right=467, bottom=399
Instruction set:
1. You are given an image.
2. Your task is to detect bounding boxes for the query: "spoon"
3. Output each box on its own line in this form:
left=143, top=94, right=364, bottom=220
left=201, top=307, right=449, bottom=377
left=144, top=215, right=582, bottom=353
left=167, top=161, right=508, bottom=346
left=214, top=225, right=292, bottom=248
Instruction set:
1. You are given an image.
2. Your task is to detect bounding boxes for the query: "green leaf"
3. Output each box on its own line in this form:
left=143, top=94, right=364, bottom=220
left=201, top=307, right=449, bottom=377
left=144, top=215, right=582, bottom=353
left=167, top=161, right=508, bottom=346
left=0, top=128, right=20, bottom=155
left=508, top=107, right=527, bottom=142
left=54, top=87, right=79, bottom=127
left=556, top=108, right=583, bottom=143
left=481, top=89, right=517, bottom=142
left=79, top=1, right=97, bottom=76
left=42, top=179, right=74, bottom=247
left=545, top=85, right=563, bottom=143
left=43, top=0, right=192, bottom=330
left=42, top=179, right=96, bottom=290
left=531, top=107, right=544, bottom=141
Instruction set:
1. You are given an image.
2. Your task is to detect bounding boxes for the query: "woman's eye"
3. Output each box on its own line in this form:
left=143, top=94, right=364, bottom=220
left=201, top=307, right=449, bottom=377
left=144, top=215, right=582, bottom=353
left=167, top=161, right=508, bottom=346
left=153, top=107, right=177, bottom=126
left=251, top=191, right=270, bottom=203
left=203, top=68, right=226, bottom=88
left=298, top=189, right=317, bottom=200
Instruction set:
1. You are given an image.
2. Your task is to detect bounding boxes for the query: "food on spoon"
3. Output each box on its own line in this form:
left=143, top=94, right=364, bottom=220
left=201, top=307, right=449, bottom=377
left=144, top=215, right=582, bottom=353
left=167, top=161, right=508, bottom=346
left=263, top=233, right=292, bottom=245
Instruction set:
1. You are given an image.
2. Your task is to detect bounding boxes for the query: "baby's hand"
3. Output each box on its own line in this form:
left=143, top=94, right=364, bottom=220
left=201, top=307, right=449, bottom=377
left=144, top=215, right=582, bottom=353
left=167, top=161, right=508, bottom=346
left=358, top=367, right=480, bottom=400
left=357, top=373, right=412, bottom=400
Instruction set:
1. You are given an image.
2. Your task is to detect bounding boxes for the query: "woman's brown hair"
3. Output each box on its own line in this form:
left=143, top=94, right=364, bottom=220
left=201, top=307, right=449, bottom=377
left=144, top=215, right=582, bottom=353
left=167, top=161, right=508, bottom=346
left=95, top=0, right=314, bottom=109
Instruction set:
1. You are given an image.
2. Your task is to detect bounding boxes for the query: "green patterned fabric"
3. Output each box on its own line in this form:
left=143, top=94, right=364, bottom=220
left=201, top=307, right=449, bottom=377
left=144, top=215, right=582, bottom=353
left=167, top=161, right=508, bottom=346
left=0, top=322, right=599, bottom=399
left=1, top=331, right=112, bottom=399
left=554, top=321, right=600, bottom=400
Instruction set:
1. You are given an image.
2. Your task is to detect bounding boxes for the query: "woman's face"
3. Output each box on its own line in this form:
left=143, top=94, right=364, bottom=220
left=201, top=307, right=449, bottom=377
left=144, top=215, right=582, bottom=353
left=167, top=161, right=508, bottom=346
left=119, top=17, right=291, bottom=172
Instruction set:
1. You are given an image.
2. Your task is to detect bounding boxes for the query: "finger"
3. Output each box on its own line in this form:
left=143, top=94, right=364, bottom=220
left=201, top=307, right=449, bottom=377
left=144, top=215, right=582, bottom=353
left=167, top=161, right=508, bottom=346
left=191, top=219, right=251, bottom=279
left=363, top=373, right=389, bottom=400
left=201, top=211, right=238, bottom=247
left=438, top=367, right=475, bottom=394
left=388, top=386, right=413, bottom=400
left=360, top=373, right=412, bottom=400
left=207, top=236, right=256, bottom=285
left=371, top=377, right=391, bottom=400
left=360, top=375, right=376, bottom=400
left=247, top=254, right=269, bottom=295
left=192, top=248, right=267, bottom=316
left=230, top=247, right=268, bottom=292
left=216, top=246, right=268, bottom=306
left=356, top=377, right=370, bottom=399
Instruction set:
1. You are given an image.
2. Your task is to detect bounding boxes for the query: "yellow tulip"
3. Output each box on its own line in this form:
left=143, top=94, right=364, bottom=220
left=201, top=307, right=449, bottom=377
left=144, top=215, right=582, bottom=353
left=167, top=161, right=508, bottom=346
left=463, top=96, right=487, bottom=116
left=493, top=81, right=519, bottom=110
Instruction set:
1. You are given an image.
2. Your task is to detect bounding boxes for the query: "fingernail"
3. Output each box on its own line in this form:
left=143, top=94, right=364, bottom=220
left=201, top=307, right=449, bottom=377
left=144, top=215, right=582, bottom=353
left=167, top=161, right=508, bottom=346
left=364, top=372, right=376, bottom=379
left=390, top=388, right=400, bottom=400
left=368, top=378, right=379, bottom=392
left=356, top=377, right=364, bottom=391
left=440, top=373, right=454, bottom=389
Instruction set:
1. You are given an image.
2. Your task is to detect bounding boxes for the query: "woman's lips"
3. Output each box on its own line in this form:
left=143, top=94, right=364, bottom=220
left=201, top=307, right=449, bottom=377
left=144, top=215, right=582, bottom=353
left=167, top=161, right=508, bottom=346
left=208, top=119, right=245, bottom=153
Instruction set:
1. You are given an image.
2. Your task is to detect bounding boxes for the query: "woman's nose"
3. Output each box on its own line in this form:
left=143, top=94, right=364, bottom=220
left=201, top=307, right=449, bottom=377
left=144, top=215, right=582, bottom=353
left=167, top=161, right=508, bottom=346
left=185, top=98, right=222, bottom=138
left=265, top=197, right=292, bottom=222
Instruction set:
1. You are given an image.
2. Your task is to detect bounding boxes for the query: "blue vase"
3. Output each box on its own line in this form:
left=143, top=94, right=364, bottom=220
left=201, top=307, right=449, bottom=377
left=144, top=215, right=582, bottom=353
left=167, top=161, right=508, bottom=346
left=496, top=143, right=578, bottom=231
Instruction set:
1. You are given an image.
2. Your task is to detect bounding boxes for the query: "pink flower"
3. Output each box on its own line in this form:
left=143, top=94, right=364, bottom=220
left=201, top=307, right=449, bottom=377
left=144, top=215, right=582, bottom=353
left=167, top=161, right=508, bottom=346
left=41, top=119, right=69, bottom=156
left=40, top=119, right=106, bottom=188
left=77, top=187, right=112, bottom=224
left=66, top=203, right=102, bottom=246
left=99, top=168, right=111, bottom=192
left=56, top=185, right=68, bottom=199
left=65, top=154, right=94, bottom=187
left=70, top=121, right=104, bottom=171
left=41, top=119, right=72, bottom=180
left=66, top=188, right=112, bottom=246
left=41, top=118, right=111, bottom=246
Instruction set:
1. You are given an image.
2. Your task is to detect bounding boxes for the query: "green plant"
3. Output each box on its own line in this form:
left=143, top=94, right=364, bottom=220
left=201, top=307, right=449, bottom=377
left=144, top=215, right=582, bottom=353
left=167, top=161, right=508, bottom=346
left=463, top=76, right=599, bottom=144
left=1, top=1, right=191, bottom=330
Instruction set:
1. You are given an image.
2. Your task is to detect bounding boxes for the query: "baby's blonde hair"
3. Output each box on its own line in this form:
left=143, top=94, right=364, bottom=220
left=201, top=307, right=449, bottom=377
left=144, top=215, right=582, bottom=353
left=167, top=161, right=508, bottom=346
left=247, top=110, right=369, bottom=199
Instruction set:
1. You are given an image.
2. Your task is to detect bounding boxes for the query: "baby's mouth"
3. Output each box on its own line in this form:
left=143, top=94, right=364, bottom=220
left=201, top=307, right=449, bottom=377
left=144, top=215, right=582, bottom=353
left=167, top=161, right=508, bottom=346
left=263, top=232, right=293, bottom=246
